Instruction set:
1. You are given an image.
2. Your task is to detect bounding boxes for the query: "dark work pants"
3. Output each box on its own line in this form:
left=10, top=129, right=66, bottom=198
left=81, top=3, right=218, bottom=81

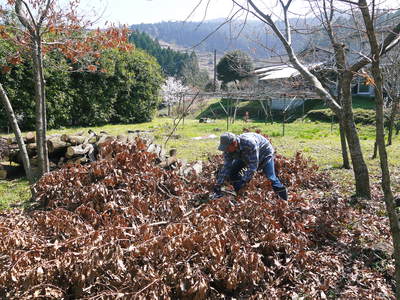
left=228, top=156, right=285, bottom=190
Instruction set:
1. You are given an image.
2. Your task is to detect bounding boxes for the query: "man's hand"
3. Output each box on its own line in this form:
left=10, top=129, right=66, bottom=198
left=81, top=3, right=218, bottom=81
left=209, top=185, right=223, bottom=200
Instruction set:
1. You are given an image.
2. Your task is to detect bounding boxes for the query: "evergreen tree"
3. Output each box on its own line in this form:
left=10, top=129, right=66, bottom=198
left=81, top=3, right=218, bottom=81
left=180, top=51, right=209, bottom=88
left=129, top=31, right=208, bottom=88
left=217, top=50, right=253, bottom=86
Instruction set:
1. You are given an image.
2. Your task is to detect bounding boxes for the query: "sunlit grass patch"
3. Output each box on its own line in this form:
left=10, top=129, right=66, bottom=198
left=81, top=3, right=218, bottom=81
left=0, top=178, right=31, bottom=209
left=2, top=117, right=400, bottom=209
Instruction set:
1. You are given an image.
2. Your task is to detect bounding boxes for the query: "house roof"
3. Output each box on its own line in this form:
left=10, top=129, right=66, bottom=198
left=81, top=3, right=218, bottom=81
left=255, top=62, right=324, bottom=81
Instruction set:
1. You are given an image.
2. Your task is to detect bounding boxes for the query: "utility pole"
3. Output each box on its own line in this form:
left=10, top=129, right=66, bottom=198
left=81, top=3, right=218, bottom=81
left=213, top=49, right=217, bottom=92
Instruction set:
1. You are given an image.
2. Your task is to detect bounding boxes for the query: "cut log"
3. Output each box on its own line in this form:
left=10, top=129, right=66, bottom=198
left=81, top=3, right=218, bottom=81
left=87, top=136, right=97, bottom=144
left=66, top=143, right=94, bottom=158
left=169, top=148, right=177, bottom=157
left=126, top=133, right=154, bottom=145
left=7, top=143, right=19, bottom=150
left=30, top=156, right=39, bottom=167
left=182, top=161, right=203, bottom=177
left=0, top=164, right=6, bottom=180
left=27, top=143, right=37, bottom=150
left=49, top=161, right=57, bottom=170
left=60, top=134, right=86, bottom=145
left=96, top=135, right=115, bottom=147
left=126, top=134, right=137, bottom=143
left=158, top=156, right=178, bottom=169
left=57, top=157, right=65, bottom=167
left=60, top=134, right=69, bottom=142
left=9, top=151, right=24, bottom=165
left=26, top=143, right=37, bottom=156
left=117, top=135, right=128, bottom=143
left=26, top=131, right=35, bottom=143
left=7, top=136, right=26, bottom=144
left=66, top=156, right=89, bottom=165
left=47, top=138, right=70, bottom=154
left=84, top=131, right=97, bottom=144
left=147, top=143, right=161, bottom=155
left=68, top=135, right=87, bottom=145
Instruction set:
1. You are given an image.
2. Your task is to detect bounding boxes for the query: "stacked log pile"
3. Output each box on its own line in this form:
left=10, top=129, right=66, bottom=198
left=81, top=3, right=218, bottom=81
left=0, top=164, right=6, bottom=180
left=0, top=137, right=8, bottom=179
left=1, top=130, right=202, bottom=179
left=0, top=137, right=9, bottom=161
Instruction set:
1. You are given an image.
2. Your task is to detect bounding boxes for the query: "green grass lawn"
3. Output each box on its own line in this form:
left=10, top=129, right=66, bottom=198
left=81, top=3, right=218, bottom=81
left=2, top=116, right=400, bottom=208
left=0, top=178, right=31, bottom=209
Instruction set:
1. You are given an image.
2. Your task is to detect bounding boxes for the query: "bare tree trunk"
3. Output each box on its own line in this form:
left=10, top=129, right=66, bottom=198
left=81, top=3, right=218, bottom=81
left=268, top=99, right=273, bottom=124
left=15, top=0, right=49, bottom=178
left=372, top=141, right=378, bottom=159
left=321, top=0, right=370, bottom=196
left=359, top=1, right=400, bottom=297
left=38, top=41, right=49, bottom=173
left=342, top=74, right=371, bottom=198
left=32, top=39, right=49, bottom=176
left=232, top=99, right=240, bottom=123
left=338, top=116, right=351, bottom=169
left=0, top=83, right=34, bottom=183
left=387, top=100, right=399, bottom=146
left=373, top=58, right=400, bottom=300
left=246, top=0, right=370, bottom=196
left=336, top=75, right=351, bottom=169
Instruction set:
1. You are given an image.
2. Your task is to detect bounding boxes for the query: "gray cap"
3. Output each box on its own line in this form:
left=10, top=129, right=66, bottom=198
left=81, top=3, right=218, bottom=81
left=218, top=132, right=237, bottom=151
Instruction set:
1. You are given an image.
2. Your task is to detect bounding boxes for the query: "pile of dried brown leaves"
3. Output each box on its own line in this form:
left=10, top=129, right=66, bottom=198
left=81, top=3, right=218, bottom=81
left=0, top=138, right=394, bottom=299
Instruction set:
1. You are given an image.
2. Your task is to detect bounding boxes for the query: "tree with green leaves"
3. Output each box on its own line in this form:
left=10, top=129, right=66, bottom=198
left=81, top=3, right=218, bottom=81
left=110, top=49, right=164, bottom=124
left=216, top=50, right=253, bottom=86
left=180, top=51, right=209, bottom=88
left=0, top=0, right=131, bottom=181
left=130, top=31, right=209, bottom=88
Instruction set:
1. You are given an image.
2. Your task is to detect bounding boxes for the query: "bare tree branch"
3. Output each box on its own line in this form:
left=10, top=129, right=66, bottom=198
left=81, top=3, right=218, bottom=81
left=184, top=0, right=204, bottom=23
left=15, top=0, right=34, bottom=35
left=38, top=0, right=53, bottom=27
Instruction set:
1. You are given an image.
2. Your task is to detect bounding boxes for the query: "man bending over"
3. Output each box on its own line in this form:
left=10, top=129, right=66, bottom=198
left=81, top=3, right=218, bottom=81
left=213, top=132, right=287, bottom=200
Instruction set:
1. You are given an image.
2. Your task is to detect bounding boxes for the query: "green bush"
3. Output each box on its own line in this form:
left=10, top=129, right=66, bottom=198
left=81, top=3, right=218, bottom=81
left=0, top=50, right=72, bottom=130
left=111, top=50, right=164, bottom=123
left=0, top=46, right=163, bottom=130
left=306, top=108, right=376, bottom=124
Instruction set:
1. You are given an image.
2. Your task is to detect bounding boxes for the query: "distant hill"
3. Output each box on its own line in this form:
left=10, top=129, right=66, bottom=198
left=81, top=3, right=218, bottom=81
left=131, top=19, right=320, bottom=60
left=131, top=9, right=400, bottom=63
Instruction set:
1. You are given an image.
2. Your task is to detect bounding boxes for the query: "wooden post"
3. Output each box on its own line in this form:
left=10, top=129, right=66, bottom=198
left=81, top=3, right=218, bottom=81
left=213, top=50, right=217, bottom=92
left=268, top=99, right=273, bottom=124
left=182, top=93, right=185, bottom=127
left=259, top=99, right=269, bottom=124
left=282, top=97, right=286, bottom=136
left=226, top=98, right=230, bottom=131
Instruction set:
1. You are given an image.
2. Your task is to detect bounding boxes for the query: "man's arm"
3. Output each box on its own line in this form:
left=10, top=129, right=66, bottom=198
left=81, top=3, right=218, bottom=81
left=241, top=143, right=259, bottom=183
left=216, top=152, right=234, bottom=185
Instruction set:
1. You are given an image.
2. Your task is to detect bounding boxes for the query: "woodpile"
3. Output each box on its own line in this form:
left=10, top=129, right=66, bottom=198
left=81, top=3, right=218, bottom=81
left=0, top=164, right=6, bottom=180
left=0, top=137, right=8, bottom=161
left=1, top=130, right=202, bottom=180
